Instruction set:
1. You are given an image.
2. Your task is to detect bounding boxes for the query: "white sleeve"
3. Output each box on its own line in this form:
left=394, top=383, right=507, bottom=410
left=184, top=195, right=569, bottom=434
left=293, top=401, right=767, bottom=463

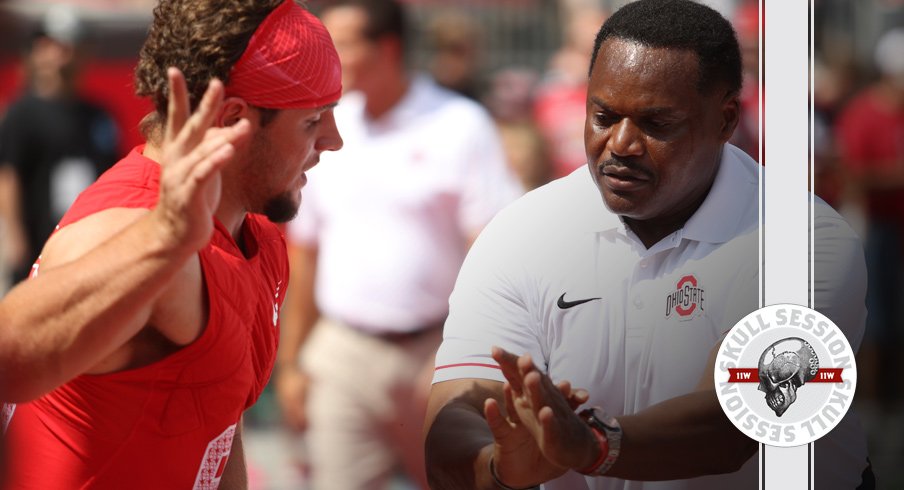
left=433, top=207, right=545, bottom=384
left=812, top=201, right=868, bottom=352
left=287, top=177, right=323, bottom=247
left=456, top=108, right=524, bottom=235
left=810, top=203, right=870, bottom=490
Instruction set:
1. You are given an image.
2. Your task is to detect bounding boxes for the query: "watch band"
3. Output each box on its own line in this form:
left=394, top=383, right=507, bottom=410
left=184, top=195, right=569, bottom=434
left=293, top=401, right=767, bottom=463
left=579, top=407, right=622, bottom=475
left=577, top=423, right=609, bottom=475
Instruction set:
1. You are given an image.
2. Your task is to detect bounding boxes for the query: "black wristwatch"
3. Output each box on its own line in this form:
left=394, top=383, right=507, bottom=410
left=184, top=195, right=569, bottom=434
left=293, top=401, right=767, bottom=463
left=579, top=406, right=622, bottom=475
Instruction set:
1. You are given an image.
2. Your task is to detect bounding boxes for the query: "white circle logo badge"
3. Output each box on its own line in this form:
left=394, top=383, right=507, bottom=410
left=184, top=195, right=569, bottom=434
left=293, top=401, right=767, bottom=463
left=714, top=304, right=857, bottom=447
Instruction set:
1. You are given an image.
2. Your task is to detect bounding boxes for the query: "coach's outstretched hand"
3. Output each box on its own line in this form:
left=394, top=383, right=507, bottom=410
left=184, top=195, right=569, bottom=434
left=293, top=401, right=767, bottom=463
left=153, top=67, right=250, bottom=254
left=485, top=347, right=600, bottom=488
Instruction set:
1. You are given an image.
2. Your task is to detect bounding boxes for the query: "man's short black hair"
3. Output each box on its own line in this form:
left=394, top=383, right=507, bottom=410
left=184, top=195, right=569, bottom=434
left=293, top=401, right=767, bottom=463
left=590, top=0, right=743, bottom=96
left=321, top=0, right=407, bottom=45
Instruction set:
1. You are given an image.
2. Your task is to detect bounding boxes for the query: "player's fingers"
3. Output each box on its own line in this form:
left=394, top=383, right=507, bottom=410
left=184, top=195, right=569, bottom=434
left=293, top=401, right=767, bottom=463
left=169, top=120, right=249, bottom=182
left=567, top=388, right=590, bottom=410
left=167, top=131, right=229, bottom=179
left=201, top=117, right=251, bottom=148
left=187, top=142, right=234, bottom=185
left=227, top=117, right=252, bottom=144
left=179, top=78, right=225, bottom=147
left=165, top=67, right=190, bottom=144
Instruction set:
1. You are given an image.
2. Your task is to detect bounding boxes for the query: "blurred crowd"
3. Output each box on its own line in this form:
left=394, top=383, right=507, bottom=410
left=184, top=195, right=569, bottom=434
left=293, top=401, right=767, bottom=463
left=0, top=0, right=902, bottom=488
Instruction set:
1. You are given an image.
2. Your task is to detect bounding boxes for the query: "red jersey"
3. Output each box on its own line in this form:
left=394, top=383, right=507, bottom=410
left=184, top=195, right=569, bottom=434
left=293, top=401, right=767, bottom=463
left=2, top=147, right=289, bottom=489
left=836, top=88, right=904, bottom=225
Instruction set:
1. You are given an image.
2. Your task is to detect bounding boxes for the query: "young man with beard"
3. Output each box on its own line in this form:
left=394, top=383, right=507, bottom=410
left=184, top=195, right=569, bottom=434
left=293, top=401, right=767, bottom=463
left=0, top=1, right=342, bottom=488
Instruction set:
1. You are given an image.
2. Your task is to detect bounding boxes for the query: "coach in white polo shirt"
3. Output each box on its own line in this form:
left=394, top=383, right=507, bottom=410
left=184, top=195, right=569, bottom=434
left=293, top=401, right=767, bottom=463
left=424, top=2, right=871, bottom=490
left=277, top=0, right=521, bottom=488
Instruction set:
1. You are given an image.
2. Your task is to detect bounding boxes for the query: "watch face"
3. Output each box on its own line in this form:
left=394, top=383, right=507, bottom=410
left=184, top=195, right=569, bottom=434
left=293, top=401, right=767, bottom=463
left=600, top=417, right=620, bottom=432
left=593, top=411, right=622, bottom=438
left=581, top=408, right=621, bottom=435
left=581, top=407, right=622, bottom=476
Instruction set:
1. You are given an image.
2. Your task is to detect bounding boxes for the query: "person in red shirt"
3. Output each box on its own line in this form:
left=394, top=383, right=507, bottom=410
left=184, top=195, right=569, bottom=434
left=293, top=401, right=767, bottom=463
left=0, top=1, right=343, bottom=488
left=835, top=27, right=904, bottom=405
left=532, top=5, right=608, bottom=179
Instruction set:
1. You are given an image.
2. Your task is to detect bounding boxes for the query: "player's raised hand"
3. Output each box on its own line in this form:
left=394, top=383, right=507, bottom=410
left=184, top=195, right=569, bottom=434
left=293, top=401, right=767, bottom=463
left=153, top=67, right=251, bottom=253
left=491, top=346, right=600, bottom=473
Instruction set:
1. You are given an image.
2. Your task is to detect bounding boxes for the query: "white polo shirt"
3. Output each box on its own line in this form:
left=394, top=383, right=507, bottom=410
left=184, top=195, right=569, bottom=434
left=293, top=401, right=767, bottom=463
left=433, top=144, right=868, bottom=490
left=289, top=75, right=522, bottom=334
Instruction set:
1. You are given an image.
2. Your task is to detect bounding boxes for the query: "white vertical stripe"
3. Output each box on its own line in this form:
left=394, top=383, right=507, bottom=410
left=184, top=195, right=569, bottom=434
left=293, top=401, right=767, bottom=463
left=762, top=0, right=812, bottom=488
left=758, top=0, right=764, bottom=312
left=757, top=4, right=764, bottom=490
left=808, top=3, right=817, bottom=488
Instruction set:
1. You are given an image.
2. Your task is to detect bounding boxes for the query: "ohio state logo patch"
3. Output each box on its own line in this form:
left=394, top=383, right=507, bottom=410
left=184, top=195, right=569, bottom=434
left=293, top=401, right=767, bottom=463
left=665, top=274, right=705, bottom=319
left=714, top=304, right=856, bottom=447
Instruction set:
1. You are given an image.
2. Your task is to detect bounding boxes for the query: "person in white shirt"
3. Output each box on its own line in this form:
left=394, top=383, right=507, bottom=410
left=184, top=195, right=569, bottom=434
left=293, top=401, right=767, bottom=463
left=424, top=1, right=872, bottom=489
left=276, top=0, right=521, bottom=488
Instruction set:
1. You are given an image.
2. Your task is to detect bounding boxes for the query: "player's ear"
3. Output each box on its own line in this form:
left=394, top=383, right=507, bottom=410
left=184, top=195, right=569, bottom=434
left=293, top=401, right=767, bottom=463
left=218, top=97, right=251, bottom=128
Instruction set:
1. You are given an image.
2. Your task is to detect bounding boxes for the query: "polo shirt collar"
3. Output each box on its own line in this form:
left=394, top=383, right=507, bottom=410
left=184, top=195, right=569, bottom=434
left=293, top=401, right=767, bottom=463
left=387, top=75, right=431, bottom=125
left=681, top=144, right=758, bottom=243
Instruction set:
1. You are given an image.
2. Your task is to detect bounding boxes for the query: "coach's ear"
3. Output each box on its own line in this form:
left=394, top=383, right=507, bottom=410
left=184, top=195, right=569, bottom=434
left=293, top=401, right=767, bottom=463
left=218, top=97, right=251, bottom=128
left=718, top=90, right=741, bottom=143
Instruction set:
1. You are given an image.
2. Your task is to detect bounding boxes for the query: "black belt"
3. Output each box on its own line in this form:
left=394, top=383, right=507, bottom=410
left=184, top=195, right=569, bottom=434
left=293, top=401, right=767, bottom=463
left=367, top=320, right=445, bottom=342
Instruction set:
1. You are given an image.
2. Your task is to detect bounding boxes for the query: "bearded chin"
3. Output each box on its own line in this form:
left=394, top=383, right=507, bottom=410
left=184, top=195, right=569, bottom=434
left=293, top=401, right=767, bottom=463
left=262, top=192, right=299, bottom=223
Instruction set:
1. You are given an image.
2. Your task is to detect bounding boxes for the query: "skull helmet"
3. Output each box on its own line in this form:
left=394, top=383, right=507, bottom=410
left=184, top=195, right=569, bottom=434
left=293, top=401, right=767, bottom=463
left=757, top=337, right=819, bottom=417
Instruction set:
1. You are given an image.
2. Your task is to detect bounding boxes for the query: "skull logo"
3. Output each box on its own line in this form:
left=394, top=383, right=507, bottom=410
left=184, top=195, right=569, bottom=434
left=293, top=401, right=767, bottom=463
left=757, top=337, right=819, bottom=417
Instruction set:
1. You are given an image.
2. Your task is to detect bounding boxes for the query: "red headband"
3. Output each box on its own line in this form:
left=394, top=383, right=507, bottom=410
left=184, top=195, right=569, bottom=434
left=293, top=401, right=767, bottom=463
left=226, top=0, right=342, bottom=109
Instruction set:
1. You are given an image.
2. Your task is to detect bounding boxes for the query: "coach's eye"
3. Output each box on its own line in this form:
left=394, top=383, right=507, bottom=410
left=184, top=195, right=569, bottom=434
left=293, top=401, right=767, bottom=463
left=594, top=112, right=619, bottom=128
left=647, top=119, right=673, bottom=129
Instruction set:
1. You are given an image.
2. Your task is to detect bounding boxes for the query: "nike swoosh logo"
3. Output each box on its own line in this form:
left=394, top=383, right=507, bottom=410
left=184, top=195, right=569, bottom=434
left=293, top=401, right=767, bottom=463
left=557, top=293, right=601, bottom=309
